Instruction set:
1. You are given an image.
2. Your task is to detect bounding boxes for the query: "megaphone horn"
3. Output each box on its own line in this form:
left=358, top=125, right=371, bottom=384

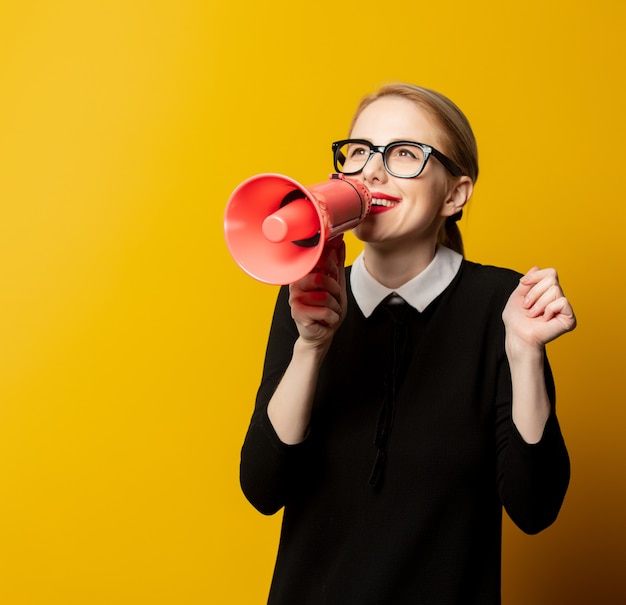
left=224, top=173, right=371, bottom=285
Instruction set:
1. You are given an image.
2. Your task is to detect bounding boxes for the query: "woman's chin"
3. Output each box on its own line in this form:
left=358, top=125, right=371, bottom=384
left=352, top=221, right=385, bottom=243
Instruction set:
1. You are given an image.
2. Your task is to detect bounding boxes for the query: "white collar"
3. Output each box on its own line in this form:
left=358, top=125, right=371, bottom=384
left=350, top=245, right=463, bottom=318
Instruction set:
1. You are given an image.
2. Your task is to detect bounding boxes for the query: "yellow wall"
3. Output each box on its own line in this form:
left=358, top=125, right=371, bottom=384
left=0, top=1, right=624, bottom=603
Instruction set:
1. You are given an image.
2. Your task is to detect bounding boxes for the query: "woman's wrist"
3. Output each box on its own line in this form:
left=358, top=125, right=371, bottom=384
left=505, top=335, right=545, bottom=366
left=293, top=335, right=332, bottom=363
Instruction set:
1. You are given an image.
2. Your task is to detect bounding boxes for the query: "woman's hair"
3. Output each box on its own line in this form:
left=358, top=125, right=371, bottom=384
left=349, top=83, right=478, bottom=255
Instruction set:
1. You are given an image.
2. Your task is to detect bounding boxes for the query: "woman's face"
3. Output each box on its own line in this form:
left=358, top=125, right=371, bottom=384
left=348, top=96, right=459, bottom=249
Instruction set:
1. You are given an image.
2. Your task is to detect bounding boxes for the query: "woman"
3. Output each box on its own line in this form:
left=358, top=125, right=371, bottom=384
left=239, top=83, right=576, bottom=605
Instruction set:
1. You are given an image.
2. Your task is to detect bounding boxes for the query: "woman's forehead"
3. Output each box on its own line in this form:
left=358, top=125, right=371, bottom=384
left=350, top=96, right=445, bottom=147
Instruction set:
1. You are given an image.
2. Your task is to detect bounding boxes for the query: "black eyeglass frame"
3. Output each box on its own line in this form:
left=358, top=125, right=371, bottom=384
left=332, top=139, right=463, bottom=179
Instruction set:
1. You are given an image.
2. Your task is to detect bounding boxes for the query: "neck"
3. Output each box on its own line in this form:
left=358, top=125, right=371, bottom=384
left=363, top=240, right=438, bottom=289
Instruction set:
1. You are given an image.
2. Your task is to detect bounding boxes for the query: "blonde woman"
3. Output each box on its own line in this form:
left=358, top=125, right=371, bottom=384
left=240, top=83, right=576, bottom=605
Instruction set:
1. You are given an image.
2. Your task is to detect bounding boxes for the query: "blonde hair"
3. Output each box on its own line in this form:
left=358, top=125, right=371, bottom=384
left=349, top=83, right=478, bottom=255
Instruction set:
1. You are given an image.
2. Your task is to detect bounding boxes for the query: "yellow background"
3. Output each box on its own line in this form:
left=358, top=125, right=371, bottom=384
left=1, top=1, right=624, bottom=603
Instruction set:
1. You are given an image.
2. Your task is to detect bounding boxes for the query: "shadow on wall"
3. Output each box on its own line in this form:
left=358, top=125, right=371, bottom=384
left=503, top=442, right=626, bottom=605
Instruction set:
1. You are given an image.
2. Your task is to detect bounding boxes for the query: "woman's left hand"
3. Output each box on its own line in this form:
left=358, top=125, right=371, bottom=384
left=502, top=267, right=577, bottom=352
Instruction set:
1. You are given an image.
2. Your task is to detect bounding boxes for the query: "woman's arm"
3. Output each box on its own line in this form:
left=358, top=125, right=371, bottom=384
left=267, top=238, right=347, bottom=444
left=502, top=267, right=576, bottom=443
left=240, top=239, right=347, bottom=514
left=496, top=267, right=575, bottom=533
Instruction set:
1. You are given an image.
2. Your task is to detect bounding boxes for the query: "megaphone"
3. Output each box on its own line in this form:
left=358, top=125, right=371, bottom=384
left=224, top=173, right=371, bottom=285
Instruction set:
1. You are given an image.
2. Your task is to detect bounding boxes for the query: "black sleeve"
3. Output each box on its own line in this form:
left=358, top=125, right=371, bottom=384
left=495, top=350, right=571, bottom=534
left=239, top=286, right=311, bottom=515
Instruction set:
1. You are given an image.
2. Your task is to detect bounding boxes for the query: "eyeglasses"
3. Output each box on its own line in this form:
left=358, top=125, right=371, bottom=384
left=332, top=139, right=463, bottom=179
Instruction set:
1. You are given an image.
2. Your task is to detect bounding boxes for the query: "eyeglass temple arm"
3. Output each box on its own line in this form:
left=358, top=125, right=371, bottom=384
left=430, top=148, right=463, bottom=177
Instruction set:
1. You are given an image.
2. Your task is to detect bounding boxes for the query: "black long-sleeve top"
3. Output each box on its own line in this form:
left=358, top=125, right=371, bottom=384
left=240, top=260, right=570, bottom=605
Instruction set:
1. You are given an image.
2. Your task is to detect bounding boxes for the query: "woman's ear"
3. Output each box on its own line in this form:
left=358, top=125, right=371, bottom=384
left=441, top=176, right=473, bottom=217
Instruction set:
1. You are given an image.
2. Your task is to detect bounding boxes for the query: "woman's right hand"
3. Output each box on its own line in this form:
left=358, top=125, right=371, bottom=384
left=288, top=237, right=347, bottom=351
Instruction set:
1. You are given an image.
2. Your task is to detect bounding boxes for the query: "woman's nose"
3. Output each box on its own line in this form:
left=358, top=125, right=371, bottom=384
left=360, top=151, right=388, bottom=183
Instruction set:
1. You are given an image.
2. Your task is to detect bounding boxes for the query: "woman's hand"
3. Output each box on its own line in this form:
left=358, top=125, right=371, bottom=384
left=288, top=237, right=347, bottom=351
left=502, top=267, right=577, bottom=357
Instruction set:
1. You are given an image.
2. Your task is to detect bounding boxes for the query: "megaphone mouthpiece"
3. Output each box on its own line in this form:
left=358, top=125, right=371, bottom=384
left=261, top=198, right=320, bottom=243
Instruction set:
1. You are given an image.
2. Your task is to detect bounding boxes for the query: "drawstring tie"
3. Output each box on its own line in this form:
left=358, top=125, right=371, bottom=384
left=369, top=295, right=408, bottom=489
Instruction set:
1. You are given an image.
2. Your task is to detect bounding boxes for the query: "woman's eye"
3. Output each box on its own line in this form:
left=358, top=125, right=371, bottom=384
left=348, top=146, right=368, bottom=158
left=395, top=147, right=417, bottom=159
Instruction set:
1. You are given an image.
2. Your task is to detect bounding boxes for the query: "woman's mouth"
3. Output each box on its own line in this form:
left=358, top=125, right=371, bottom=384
left=370, top=196, right=400, bottom=214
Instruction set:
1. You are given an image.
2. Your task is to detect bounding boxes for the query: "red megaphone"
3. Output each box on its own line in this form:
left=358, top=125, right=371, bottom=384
left=224, top=173, right=371, bottom=285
